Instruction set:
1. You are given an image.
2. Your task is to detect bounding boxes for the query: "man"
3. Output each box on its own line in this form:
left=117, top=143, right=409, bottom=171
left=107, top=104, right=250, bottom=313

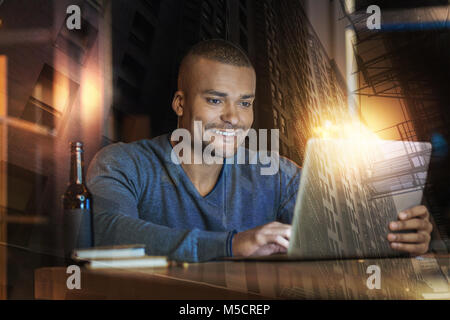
left=87, top=39, right=433, bottom=262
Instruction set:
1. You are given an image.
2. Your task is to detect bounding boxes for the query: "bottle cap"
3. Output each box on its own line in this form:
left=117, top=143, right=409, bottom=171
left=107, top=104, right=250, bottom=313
left=70, top=141, right=84, bottom=150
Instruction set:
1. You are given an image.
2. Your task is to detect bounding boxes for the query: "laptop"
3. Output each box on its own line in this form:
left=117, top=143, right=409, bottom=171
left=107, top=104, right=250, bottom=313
left=227, top=138, right=432, bottom=261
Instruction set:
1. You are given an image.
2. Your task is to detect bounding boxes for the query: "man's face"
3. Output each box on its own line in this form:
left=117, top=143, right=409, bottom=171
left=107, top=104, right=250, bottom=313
left=177, top=57, right=256, bottom=158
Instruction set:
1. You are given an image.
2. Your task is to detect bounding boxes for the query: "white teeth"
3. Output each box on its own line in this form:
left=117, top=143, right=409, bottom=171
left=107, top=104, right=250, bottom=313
left=213, top=130, right=236, bottom=136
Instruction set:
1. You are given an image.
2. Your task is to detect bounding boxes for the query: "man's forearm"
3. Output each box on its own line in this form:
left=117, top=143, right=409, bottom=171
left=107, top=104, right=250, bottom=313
left=94, top=210, right=234, bottom=262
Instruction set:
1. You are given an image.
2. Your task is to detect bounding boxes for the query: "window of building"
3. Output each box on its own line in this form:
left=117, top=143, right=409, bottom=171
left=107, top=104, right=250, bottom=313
left=275, top=68, right=281, bottom=82
left=86, top=0, right=104, bottom=12
left=273, top=45, right=278, bottom=58
left=54, top=15, right=98, bottom=64
left=120, top=53, right=146, bottom=87
left=336, top=222, right=343, bottom=241
left=335, top=241, right=340, bottom=253
left=216, top=16, right=225, bottom=37
left=21, top=97, right=58, bottom=131
left=326, top=209, right=331, bottom=229
left=277, top=90, right=282, bottom=105
left=272, top=108, right=278, bottom=127
left=332, top=197, right=337, bottom=213
left=201, top=1, right=213, bottom=24
left=268, top=25, right=275, bottom=37
left=21, top=64, right=79, bottom=131
left=129, top=12, right=155, bottom=52
left=217, top=0, right=225, bottom=11
left=330, top=213, right=336, bottom=232
left=6, top=163, right=48, bottom=216
left=267, top=7, right=274, bottom=20
left=270, top=81, right=276, bottom=98
left=280, top=116, right=286, bottom=135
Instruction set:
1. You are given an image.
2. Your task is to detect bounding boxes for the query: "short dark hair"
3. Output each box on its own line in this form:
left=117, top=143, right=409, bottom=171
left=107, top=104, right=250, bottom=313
left=182, top=39, right=253, bottom=68
left=177, top=39, right=254, bottom=90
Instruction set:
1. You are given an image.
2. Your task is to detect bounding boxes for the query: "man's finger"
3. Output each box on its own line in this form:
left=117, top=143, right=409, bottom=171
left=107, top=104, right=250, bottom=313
left=274, top=226, right=291, bottom=240
left=387, top=232, right=430, bottom=244
left=262, top=244, right=288, bottom=255
left=390, top=242, right=428, bottom=255
left=269, top=244, right=288, bottom=254
left=251, top=243, right=287, bottom=257
left=264, top=223, right=291, bottom=239
left=269, top=234, right=290, bottom=249
left=398, top=205, right=429, bottom=220
left=389, top=218, right=432, bottom=232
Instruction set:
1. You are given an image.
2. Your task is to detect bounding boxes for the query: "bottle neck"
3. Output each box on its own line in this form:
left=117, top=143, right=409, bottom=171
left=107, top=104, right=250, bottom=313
left=70, top=149, right=84, bottom=185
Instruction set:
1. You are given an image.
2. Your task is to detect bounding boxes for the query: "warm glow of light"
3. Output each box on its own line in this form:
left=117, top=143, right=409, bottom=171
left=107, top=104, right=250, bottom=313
left=345, top=27, right=358, bottom=116
left=311, top=120, right=387, bottom=168
left=81, top=70, right=101, bottom=118
left=313, top=120, right=380, bottom=142
left=52, top=72, right=70, bottom=114
left=82, top=79, right=100, bottom=108
left=79, top=68, right=103, bottom=141
left=0, top=55, right=8, bottom=300
left=311, top=120, right=382, bottom=163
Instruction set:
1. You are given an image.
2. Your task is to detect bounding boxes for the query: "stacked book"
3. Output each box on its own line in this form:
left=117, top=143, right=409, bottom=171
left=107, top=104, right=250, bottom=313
left=72, top=244, right=169, bottom=269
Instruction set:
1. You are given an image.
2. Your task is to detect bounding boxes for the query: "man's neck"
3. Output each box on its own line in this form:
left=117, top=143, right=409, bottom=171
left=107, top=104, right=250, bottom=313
left=170, top=139, right=224, bottom=197
left=181, top=161, right=223, bottom=197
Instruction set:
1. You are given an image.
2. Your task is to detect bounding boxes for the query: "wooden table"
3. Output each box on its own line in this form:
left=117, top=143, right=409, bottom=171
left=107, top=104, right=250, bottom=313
left=34, top=254, right=450, bottom=300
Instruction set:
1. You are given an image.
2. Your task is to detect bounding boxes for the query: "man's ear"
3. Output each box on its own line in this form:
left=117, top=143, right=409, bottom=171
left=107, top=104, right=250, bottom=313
left=171, top=91, right=184, bottom=117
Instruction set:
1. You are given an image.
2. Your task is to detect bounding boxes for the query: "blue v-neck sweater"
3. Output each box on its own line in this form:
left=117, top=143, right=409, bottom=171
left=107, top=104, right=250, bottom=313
left=86, top=134, right=301, bottom=262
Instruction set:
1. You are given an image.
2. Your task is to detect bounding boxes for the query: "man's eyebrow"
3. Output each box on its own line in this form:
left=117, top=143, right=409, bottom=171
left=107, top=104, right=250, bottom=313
left=202, top=90, right=255, bottom=99
left=202, top=90, right=228, bottom=97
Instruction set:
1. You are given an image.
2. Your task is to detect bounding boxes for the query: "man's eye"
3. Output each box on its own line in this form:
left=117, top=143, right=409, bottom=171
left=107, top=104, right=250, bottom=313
left=240, top=101, right=252, bottom=108
left=207, top=98, right=222, bottom=105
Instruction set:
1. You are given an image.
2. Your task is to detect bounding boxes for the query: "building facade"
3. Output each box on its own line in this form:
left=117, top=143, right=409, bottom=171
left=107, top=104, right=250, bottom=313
left=250, top=0, right=349, bottom=164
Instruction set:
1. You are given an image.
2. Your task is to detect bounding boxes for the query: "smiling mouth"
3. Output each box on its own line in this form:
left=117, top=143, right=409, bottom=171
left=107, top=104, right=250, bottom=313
left=212, top=129, right=239, bottom=137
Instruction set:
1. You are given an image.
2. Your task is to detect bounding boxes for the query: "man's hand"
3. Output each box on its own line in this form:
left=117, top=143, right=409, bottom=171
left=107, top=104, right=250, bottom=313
left=387, top=205, right=433, bottom=255
left=232, top=221, right=291, bottom=257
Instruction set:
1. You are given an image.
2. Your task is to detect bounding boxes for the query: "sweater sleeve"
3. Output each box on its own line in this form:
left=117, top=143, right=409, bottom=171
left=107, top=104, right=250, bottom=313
left=86, top=143, right=234, bottom=263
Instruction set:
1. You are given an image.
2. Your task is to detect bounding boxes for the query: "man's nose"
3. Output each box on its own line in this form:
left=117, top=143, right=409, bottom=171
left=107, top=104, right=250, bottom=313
left=220, top=103, right=239, bottom=127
